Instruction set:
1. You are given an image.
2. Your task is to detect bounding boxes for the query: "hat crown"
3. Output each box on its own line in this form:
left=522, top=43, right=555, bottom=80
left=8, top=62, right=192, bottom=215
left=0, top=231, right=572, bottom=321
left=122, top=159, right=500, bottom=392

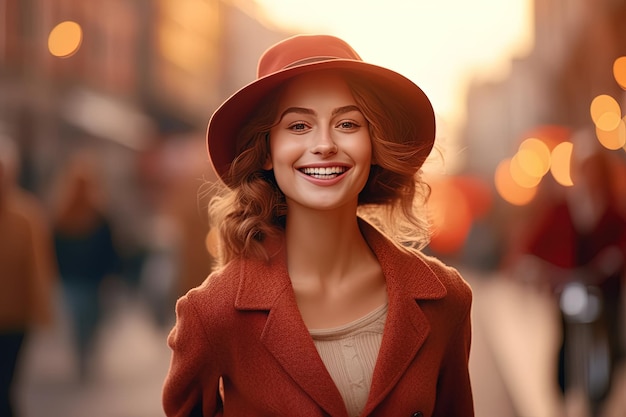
left=257, top=35, right=363, bottom=79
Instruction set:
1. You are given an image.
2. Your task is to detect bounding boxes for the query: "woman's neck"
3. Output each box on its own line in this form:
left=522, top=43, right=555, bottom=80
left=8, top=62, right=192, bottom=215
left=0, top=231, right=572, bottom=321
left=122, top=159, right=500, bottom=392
left=283, top=206, right=387, bottom=329
left=284, top=207, right=371, bottom=285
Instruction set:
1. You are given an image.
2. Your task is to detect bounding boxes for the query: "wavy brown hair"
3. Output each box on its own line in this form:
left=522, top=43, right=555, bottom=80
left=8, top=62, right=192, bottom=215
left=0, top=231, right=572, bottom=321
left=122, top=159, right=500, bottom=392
left=208, top=70, right=432, bottom=268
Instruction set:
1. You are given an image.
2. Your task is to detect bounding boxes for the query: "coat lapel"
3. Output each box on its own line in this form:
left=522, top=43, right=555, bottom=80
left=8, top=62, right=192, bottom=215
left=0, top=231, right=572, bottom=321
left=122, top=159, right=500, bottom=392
left=358, top=220, right=447, bottom=414
left=233, top=221, right=446, bottom=416
left=234, top=241, right=348, bottom=417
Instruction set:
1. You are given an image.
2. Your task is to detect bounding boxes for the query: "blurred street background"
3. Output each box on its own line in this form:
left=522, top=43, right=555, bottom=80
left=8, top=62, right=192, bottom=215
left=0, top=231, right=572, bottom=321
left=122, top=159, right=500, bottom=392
left=1, top=0, right=626, bottom=416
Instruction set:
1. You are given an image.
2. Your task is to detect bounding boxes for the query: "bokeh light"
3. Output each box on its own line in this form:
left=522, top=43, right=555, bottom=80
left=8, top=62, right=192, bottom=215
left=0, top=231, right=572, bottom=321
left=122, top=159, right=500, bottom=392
left=590, top=95, right=621, bottom=130
left=453, top=175, right=493, bottom=219
left=494, top=158, right=537, bottom=205
left=550, top=141, right=574, bottom=186
left=595, top=117, right=626, bottom=150
left=596, top=111, right=622, bottom=132
left=614, top=56, right=626, bottom=90
left=518, top=137, right=551, bottom=177
left=524, top=125, right=571, bottom=150
left=426, top=175, right=492, bottom=255
left=48, top=21, right=83, bottom=58
left=510, top=152, right=542, bottom=188
left=428, top=179, right=473, bottom=254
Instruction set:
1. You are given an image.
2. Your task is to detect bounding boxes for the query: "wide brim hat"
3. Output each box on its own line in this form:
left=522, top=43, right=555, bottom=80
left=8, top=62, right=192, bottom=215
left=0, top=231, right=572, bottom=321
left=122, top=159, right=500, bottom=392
left=207, top=34, right=436, bottom=183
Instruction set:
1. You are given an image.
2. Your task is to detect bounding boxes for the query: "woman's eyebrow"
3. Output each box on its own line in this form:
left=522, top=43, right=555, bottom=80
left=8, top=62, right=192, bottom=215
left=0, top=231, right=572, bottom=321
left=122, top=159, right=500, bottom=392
left=279, top=107, right=315, bottom=120
left=278, top=105, right=361, bottom=121
left=332, top=105, right=361, bottom=117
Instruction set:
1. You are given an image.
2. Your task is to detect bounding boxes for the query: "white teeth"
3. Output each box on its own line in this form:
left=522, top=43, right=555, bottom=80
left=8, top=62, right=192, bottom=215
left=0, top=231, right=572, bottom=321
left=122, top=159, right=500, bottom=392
left=301, top=166, right=347, bottom=178
left=301, top=167, right=346, bottom=175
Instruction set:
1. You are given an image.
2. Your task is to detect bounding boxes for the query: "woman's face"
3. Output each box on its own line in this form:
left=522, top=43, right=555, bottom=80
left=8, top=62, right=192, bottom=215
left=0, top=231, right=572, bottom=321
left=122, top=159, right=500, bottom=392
left=267, top=71, right=372, bottom=213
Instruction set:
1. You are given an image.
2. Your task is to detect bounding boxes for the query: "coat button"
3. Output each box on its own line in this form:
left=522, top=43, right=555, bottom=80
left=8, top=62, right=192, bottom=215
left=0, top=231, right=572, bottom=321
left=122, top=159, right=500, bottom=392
left=411, top=413, right=423, bottom=417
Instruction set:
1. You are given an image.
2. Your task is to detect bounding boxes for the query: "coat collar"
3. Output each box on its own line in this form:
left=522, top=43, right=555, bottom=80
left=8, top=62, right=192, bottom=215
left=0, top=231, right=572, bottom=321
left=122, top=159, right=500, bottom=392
left=234, top=218, right=446, bottom=415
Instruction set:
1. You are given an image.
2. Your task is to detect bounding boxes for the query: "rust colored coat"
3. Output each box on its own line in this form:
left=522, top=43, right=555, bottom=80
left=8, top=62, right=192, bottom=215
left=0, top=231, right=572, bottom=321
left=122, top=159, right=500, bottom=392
left=163, top=220, right=474, bottom=416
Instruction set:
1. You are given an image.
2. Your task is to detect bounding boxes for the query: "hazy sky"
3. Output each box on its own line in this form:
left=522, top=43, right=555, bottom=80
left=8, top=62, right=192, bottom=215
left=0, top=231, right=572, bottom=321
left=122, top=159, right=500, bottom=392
left=253, top=0, right=534, bottom=167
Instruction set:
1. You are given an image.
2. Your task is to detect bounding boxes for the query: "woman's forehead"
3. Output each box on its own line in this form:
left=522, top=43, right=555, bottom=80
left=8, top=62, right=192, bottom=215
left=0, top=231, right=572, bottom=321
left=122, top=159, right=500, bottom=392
left=277, top=71, right=355, bottom=108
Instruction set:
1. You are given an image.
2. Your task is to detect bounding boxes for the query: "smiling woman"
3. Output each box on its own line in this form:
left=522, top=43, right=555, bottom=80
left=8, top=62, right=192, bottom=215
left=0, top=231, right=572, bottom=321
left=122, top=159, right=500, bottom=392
left=162, top=34, right=474, bottom=417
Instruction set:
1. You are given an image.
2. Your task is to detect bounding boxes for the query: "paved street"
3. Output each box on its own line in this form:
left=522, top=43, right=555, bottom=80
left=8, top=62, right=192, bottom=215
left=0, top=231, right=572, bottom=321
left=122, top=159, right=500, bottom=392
left=16, top=295, right=171, bottom=417
left=468, top=271, right=626, bottom=417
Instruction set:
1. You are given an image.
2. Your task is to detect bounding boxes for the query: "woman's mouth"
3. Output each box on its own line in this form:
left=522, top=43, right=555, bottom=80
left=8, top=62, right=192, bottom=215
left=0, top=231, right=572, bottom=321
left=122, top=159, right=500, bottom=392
left=300, top=166, right=347, bottom=179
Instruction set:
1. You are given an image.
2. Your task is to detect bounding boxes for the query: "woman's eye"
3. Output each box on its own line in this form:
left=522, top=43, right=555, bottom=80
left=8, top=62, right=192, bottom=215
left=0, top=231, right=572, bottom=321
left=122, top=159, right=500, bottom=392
left=338, top=121, right=359, bottom=129
left=288, top=122, right=308, bottom=131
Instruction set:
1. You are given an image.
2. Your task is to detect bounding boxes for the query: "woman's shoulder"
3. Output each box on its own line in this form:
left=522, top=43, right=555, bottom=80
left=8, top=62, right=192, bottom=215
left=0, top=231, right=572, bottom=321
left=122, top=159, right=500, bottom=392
left=415, top=251, right=473, bottom=305
left=185, top=260, right=243, bottom=303
left=360, top=218, right=472, bottom=304
left=171, top=261, right=247, bottom=342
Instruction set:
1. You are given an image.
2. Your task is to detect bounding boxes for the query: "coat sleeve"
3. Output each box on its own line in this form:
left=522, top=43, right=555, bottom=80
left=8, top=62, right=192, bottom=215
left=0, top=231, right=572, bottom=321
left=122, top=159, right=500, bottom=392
left=162, top=293, right=223, bottom=417
left=432, top=293, right=474, bottom=417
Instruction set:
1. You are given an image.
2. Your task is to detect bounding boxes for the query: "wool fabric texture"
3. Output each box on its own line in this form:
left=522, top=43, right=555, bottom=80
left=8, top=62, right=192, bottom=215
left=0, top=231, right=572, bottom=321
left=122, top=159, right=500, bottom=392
left=162, top=219, right=474, bottom=416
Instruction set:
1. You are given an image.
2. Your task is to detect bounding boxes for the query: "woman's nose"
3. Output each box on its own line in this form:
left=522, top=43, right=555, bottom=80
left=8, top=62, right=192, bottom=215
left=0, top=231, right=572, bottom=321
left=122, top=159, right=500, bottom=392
left=310, top=128, right=338, bottom=156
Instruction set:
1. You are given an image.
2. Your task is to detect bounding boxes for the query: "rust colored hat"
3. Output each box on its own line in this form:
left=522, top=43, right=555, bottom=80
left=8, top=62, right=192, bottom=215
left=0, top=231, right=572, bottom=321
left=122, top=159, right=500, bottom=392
left=207, top=34, right=435, bottom=182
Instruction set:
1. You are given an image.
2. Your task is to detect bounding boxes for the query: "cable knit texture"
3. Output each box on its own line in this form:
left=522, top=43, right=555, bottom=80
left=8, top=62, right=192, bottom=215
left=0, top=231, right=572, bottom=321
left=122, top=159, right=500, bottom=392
left=310, top=303, right=387, bottom=417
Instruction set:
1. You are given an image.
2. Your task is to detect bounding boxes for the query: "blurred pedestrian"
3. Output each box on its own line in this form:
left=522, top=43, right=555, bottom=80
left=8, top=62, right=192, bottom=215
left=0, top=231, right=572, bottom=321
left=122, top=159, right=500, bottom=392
left=163, top=34, right=474, bottom=416
left=50, top=149, right=121, bottom=381
left=135, top=132, right=216, bottom=329
left=516, top=132, right=626, bottom=416
left=0, top=134, right=57, bottom=417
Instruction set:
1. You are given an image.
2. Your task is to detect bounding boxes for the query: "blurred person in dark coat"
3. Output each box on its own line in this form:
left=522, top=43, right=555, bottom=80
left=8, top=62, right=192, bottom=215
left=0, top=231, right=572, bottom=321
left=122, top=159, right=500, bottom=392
left=517, top=132, right=626, bottom=416
left=0, top=135, right=57, bottom=417
left=50, top=149, right=121, bottom=381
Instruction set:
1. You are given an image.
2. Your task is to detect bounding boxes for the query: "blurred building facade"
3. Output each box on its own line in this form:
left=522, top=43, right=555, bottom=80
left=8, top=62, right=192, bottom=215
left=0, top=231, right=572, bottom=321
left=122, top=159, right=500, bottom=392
left=3, top=0, right=625, bottom=267
left=0, top=0, right=290, bottom=185
left=0, top=0, right=292, bottom=291
left=462, top=0, right=626, bottom=176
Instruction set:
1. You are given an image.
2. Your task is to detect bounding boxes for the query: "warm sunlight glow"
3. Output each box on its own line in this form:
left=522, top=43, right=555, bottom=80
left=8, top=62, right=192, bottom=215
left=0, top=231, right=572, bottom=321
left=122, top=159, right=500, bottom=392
left=156, top=0, right=218, bottom=72
left=254, top=0, right=534, bottom=171
left=495, top=158, right=537, bottom=206
left=550, top=142, right=574, bottom=187
left=614, top=56, right=626, bottom=90
left=48, top=21, right=83, bottom=58
left=205, top=227, right=219, bottom=258
left=160, top=0, right=214, bottom=34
